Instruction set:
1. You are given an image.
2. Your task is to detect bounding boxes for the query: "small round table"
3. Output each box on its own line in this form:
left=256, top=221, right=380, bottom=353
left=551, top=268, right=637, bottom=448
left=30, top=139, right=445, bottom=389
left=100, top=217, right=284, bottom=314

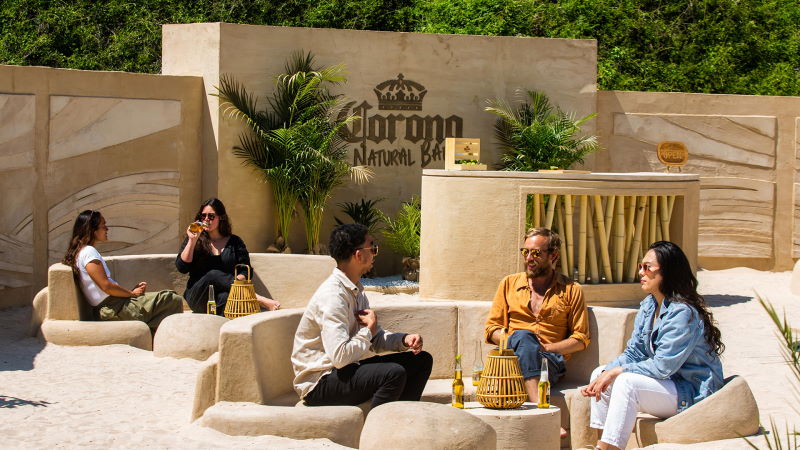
left=462, top=402, right=561, bottom=450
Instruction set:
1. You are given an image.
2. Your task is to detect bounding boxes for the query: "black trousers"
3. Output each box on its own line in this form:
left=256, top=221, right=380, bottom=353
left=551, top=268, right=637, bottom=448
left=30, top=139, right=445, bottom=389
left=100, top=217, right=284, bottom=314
left=304, top=351, right=433, bottom=409
left=184, top=269, right=233, bottom=315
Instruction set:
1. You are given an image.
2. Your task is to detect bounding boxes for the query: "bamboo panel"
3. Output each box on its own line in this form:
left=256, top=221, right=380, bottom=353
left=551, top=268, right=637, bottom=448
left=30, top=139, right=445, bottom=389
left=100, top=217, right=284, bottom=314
left=555, top=200, right=570, bottom=276
left=533, top=193, right=542, bottom=228
left=586, top=200, right=599, bottom=284
left=564, top=195, right=574, bottom=275
left=649, top=195, right=658, bottom=245
left=545, top=195, right=557, bottom=229
left=577, top=195, right=588, bottom=283
left=604, top=195, right=615, bottom=243
left=524, top=193, right=678, bottom=285
left=613, top=196, right=625, bottom=282
left=659, top=195, right=670, bottom=242
left=592, top=195, right=614, bottom=283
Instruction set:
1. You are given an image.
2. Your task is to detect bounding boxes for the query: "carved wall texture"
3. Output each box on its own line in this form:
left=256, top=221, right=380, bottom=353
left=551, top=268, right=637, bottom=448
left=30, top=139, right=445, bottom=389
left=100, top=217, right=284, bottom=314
left=0, top=93, right=35, bottom=306
left=597, top=91, right=800, bottom=270
left=0, top=65, right=202, bottom=308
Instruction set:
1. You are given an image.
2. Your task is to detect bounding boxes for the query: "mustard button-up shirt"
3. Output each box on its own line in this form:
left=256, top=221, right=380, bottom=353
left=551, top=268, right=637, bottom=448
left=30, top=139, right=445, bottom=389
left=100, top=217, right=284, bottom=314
left=484, top=272, right=590, bottom=360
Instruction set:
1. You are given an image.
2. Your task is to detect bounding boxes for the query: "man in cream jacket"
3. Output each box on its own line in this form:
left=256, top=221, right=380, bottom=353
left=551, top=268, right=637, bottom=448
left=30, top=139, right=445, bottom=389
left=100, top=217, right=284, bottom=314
left=292, top=224, right=433, bottom=408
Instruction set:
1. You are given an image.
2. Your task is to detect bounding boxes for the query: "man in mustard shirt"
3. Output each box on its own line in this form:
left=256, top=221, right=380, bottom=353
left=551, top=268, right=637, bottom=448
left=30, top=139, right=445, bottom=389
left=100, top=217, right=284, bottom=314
left=485, top=227, right=590, bottom=402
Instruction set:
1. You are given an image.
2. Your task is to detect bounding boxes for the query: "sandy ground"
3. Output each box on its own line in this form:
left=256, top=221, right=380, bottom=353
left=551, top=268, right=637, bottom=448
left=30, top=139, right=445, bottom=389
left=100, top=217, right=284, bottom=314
left=1, top=268, right=797, bottom=449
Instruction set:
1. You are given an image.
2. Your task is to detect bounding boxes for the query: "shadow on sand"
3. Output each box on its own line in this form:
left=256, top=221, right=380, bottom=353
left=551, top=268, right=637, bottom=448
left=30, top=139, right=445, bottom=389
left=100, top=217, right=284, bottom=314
left=0, top=306, right=46, bottom=372
left=704, top=294, right=752, bottom=307
left=0, top=395, right=52, bottom=409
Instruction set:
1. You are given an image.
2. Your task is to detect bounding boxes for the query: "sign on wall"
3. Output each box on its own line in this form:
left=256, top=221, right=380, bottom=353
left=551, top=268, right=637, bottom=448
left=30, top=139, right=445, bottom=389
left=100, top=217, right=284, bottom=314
left=338, top=74, right=464, bottom=168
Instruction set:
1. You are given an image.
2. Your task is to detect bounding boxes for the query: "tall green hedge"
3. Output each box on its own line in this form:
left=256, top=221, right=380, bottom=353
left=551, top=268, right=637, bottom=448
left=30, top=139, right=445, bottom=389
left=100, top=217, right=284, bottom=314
left=1, top=0, right=798, bottom=95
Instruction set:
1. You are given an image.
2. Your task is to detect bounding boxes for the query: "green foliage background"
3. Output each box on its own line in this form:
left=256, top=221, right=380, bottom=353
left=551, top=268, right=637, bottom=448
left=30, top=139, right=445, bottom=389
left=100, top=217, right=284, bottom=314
left=2, top=0, right=798, bottom=95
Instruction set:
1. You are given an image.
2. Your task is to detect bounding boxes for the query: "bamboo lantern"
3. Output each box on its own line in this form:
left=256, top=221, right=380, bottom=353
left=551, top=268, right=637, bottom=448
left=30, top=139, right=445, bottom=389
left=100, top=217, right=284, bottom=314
left=476, top=329, right=527, bottom=409
left=224, top=264, right=261, bottom=319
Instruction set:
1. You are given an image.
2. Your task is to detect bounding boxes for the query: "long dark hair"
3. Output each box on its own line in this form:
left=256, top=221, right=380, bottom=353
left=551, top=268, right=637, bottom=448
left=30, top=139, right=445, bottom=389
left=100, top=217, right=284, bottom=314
left=649, top=241, right=724, bottom=355
left=193, top=197, right=232, bottom=255
left=62, top=210, right=103, bottom=274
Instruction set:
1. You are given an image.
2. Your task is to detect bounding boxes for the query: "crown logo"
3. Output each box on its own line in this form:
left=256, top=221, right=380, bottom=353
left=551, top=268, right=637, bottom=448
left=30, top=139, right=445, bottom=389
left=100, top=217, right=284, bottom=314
left=374, top=74, right=427, bottom=111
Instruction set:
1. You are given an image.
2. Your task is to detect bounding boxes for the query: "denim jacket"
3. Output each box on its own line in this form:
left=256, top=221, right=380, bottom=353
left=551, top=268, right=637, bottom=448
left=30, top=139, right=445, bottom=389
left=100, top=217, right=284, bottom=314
left=605, top=295, right=724, bottom=412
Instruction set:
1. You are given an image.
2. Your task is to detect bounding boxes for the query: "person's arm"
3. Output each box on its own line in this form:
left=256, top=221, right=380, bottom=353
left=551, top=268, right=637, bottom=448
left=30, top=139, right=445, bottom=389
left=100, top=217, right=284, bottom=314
left=542, top=337, right=585, bottom=354
left=543, top=286, right=590, bottom=354
left=485, top=277, right=511, bottom=345
left=619, top=304, right=704, bottom=379
left=358, top=294, right=408, bottom=353
left=85, top=260, right=145, bottom=298
left=176, top=234, right=196, bottom=273
left=319, top=293, right=373, bottom=368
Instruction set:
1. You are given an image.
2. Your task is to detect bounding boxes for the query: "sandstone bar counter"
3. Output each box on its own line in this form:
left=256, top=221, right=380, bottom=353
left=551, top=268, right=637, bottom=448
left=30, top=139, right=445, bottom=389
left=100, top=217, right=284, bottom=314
left=419, top=170, right=700, bottom=305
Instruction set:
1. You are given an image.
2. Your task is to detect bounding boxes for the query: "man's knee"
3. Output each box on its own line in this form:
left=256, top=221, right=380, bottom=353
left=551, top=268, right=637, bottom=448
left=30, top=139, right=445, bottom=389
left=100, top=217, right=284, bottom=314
left=415, top=351, right=433, bottom=369
left=382, top=362, right=407, bottom=386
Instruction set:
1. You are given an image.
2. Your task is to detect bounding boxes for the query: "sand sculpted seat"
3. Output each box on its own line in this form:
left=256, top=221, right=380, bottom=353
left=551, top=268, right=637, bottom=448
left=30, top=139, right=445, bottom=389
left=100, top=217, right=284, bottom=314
left=153, top=313, right=228, bottom=360
left=359, top=401, right=496, bottom=450
left=30, top=254, right=335, bottom=351
left=35, top=263, right=153, bottom=350
left=566, top=375, right=760, bottom=448
left=192, top=303, right=641, bottom=447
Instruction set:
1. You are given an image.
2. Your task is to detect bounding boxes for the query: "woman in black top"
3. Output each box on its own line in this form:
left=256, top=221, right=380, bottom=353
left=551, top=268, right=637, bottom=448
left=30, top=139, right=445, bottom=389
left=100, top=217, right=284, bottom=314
left=176, top=198, right=280, bottom=314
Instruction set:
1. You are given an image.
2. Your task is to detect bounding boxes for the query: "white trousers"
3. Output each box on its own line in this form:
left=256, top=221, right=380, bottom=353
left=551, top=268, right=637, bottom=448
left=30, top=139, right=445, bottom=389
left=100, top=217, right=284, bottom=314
left=589, top=365, right=679, bottom=449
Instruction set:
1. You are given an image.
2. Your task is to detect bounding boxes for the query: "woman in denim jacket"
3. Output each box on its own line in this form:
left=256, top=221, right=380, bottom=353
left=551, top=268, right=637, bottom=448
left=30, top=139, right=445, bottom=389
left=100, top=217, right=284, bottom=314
left=581, top=241, right=724, bottom=450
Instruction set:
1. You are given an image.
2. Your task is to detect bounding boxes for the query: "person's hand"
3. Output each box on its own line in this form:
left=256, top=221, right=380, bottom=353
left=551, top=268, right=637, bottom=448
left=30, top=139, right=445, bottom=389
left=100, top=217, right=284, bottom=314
left=580, top=367, right=622, bottom=400
left=186, top=224, right=203, bottom=241
left=256, top=294, right=280, bottom=311
left=404, top=334, right=424, bottom=354
left=236, top=274, right=245, bottom=281
left=356, top=309, right=378, bottom=335
left=131, top=282, right=147, bottom=297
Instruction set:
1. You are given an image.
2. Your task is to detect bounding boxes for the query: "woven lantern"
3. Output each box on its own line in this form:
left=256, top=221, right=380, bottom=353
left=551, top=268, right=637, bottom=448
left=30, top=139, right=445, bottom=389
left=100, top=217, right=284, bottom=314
left=223, top=264, right=261, bottom=319
left=476, top=329, right=527, bottom=409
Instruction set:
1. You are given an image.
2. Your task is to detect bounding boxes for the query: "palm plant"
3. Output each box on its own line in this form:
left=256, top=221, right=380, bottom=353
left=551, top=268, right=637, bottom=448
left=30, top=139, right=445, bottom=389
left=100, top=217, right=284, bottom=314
left=216, top=51, right=371, bottom=253
left=378, top=197, right=421, bottom=281
left=485, top=90, right=601, bottom=171
left=335, top=198, right=385, bottom=233
left=743, top=294, right=800, bottom=449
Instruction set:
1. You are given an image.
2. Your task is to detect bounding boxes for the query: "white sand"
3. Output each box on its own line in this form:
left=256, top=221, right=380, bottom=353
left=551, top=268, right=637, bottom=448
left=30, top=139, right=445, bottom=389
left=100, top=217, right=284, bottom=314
left=1, top=268, right=797, bottom=449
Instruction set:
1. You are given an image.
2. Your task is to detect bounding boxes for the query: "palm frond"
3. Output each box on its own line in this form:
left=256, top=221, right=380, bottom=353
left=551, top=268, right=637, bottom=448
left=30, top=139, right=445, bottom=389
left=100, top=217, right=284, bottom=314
left=486, top=89, right=601, bottom=171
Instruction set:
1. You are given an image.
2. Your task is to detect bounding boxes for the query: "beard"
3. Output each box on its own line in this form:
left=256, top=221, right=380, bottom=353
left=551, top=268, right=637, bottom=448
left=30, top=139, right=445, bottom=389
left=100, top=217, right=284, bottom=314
left=526, top=261, right=553, bottom=279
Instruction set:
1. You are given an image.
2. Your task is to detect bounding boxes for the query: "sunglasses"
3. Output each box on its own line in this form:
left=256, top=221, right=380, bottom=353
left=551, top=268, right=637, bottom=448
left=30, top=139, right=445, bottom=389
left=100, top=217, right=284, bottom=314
left=520, top=248, right=546, bottom=258
left=357, top=245, right=379, bottom=256
left=638, top=262, right=659, bottom=274
left=199, top=213, right=217, bottom=221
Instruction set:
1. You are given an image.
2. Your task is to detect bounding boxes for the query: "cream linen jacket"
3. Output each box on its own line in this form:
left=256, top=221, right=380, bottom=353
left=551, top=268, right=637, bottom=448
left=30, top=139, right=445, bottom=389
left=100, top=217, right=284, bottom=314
left=291, top=268, right=408, bottom=399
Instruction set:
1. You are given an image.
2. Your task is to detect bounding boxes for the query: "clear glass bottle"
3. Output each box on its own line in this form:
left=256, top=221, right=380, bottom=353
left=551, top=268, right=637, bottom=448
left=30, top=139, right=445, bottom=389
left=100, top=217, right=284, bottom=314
left=452, top=354, right=464, bottom=408
left=472, top=342, right=483, bottom=387
left=206, top=284, right=216, bottom=315
left=537, top=358, right=550, bottom=408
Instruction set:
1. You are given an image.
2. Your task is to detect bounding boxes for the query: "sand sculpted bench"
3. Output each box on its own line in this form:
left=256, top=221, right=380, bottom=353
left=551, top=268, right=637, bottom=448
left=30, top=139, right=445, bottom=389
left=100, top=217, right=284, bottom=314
left=30, top=253, right=335, bottom=352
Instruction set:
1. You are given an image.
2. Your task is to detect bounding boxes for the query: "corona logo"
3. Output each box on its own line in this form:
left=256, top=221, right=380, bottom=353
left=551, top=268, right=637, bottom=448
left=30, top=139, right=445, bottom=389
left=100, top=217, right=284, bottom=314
left=374, top=73, right=427, bottom=111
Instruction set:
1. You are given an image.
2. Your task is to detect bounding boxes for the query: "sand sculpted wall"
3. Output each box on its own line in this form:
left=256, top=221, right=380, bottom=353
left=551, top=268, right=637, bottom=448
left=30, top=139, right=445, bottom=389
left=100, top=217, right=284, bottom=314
left=2, top=24, right=800, bottom=307
left=595, top=91, right=800, bottom=271
left=0, top=65, right=202, bottom=308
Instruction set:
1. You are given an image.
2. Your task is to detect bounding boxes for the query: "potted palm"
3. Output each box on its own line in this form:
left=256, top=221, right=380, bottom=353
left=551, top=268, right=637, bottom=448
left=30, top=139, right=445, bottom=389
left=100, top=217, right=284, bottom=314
left=378, top=197, right=421, bottom=281
left=485, top=90, right=601, bottom=171
left=216, top=51, right=371, bottom=253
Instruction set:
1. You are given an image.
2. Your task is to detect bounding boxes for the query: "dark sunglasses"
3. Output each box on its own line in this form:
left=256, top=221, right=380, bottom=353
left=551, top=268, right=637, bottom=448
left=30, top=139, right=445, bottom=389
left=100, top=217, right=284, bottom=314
left=199, top=213, right=216, bottom=221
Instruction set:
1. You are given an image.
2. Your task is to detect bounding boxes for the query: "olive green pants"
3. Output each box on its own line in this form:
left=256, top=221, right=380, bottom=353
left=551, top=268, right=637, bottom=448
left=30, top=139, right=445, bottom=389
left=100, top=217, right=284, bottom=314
left=96, top=290, right=184, bottom=331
